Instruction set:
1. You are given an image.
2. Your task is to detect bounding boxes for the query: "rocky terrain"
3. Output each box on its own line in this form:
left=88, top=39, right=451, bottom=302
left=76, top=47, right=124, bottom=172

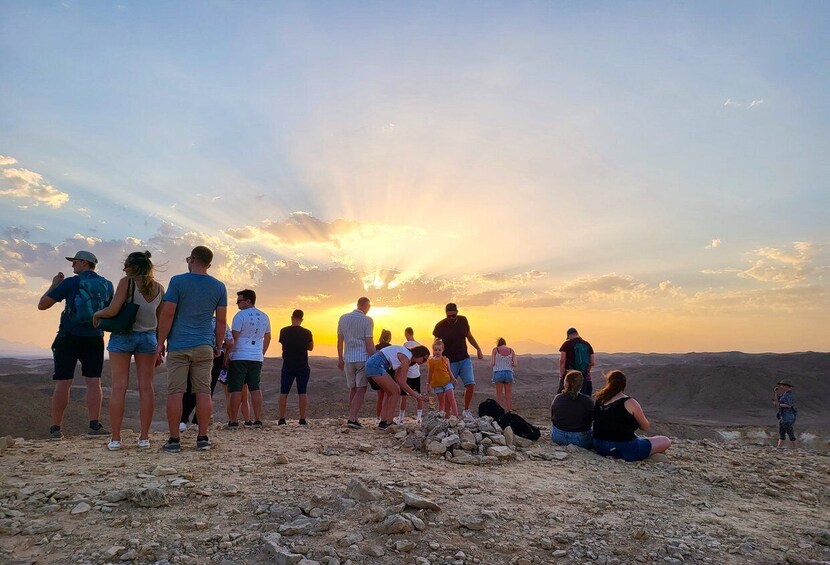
left=1, top=414, right=829, bottom=565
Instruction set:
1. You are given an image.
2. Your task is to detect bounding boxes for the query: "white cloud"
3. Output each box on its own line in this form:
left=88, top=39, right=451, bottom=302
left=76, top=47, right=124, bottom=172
left=0, top=165, right=70, bottom=208
left=723, top=98, right=741, bottom=108
left=705, top=238, right=721, bottom=249
left=0, top=156, right=18, bottom=166
left=748, top=99, right=765, bottom=109
left=738, top=241, right=813, bottom=285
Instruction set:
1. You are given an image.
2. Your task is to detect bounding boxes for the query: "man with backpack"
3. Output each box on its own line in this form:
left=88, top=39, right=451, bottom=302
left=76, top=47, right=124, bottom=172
left=558, top=327, right=595, bottom=396
left=38, top=250, right=114, bottom=440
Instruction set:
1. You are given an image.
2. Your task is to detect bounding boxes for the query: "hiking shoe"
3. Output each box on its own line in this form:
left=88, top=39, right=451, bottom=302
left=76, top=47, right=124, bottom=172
left=107, top=440, right=121, bottom=451
left=347, top=420, right=363, bottom=429
left=196, top=436, right=213, bottom=450
left=378, top=421, right=391, bottom=430
left=178, top=422, right=187, bottom=432
left=227, top=421, right=239, bottom=430
left=253, top=420, right=263, bottom=429
left=298, top=419, right=308, bottom=426
left=49, top=426, right=63, bottom=441
left=243, top=421, right=254, bottom=428
left=137, top=438, right=151, bottom=449
left=86, top=424, right=110, bottom=437
left=162, top=439, right=181, bottom=453
left=278, top=418, right=287, bottom=426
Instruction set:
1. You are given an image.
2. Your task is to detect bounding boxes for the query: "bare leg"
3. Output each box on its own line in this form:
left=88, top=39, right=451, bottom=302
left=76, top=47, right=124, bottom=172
left=504, top=382, right=512, bottom=413
left=222, top=384, right=232, bottom=421
left=373, top=377, right=401, bottom=424
left=298, top=394, right=307, bottom=419
left=166, top=392, right=184, bottom=439
left=195, top=392, right=211, bottom=436
left=134, top=353, right=155, bottom=440
left=85, top=376, right=103, bottom=421
left=250, top=389, right=263, bottom=422
left=348, top=386, right=368, bottom=421
left=108, top=353, right=132, bottom=441
left=648, top=436, right=672, bottom=455
left=463, top=383, right=475, bottom=411
left=52, top=380, right=73, bottom=427
left=376, top=390, right=385, bottom=420
left=229, top=391, right=241, bottom=423
left=241, top=385, right=251, bottom=421
left=447, top=390, right=459, bottom=417
left=495, top=382, right=505, bottom=408
left=279, top=393, right=288, bottom=419
left=400, top=394, right=408, bottom=412
left=436, top=391, right=446, bottom=414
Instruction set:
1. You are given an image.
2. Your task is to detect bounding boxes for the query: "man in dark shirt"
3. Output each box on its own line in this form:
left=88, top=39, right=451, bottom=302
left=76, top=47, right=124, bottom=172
left=433, top=303, right=483, bottom=418
left=558, top=327, right=595, bottom=395
left=278, top=309, right=314, bottom=425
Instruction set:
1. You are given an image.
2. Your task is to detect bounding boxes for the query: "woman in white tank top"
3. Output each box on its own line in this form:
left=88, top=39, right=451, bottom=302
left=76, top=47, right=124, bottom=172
left=93, top=251, right=164, bottom=451
left=491, top=337, right=517, bottom=412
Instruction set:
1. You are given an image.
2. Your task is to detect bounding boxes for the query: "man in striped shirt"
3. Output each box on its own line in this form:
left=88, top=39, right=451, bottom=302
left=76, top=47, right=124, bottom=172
left=337, top=297, right=375, bottom=428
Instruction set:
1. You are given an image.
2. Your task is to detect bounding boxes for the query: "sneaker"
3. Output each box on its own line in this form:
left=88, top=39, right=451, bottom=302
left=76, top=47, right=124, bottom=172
left=347, top=420, right=363, bottom=429
left=378, top=421, right=391, bottom=430
left=253, top=420, right=263, bottom=429
left=162, top=439, right=181, bottom=453
left=227, top=422, right=239, bottom=430
left=196, top=436, right=213, bottom=450
left=178, top=422, right=187, bottom=432
left=463, top=409, right=474, bottom=419
left=298, top=419, right=308, bottom=426
left=243, top=421, right=254, bottom=428
left=137, top=438, right=151, bottom=449
left=49, top=426, right=63, bottom=441
left=278, top=418, right=287, bottom=426
left=107, top=439, right=121, bottom=451
left=86, top=424, right=110, bottom=437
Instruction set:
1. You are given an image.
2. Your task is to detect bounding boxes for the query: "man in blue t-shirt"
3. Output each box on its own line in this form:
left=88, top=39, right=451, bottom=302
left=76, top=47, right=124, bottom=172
left=156, top=245, right=228, bottom=452
left=38, top=250, right=114, bottom=440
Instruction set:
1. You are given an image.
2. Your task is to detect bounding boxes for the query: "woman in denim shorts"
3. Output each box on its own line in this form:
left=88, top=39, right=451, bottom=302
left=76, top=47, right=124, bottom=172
left=94, top=251, right=164, bottom=451
left=490, top=337, right=516, bottom=412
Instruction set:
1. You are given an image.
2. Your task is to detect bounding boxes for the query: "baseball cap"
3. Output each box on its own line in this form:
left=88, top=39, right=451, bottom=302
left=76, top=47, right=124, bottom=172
left=65, top=251, right=99, bottom=264
left=445, top=303, right=458, bottom=312
left=776, top=380, right=793, bottom=387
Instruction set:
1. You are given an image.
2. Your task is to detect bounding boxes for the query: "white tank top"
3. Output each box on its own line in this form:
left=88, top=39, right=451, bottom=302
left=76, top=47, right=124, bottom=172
left=493, top=348, right=514, bottom=372
left=131, top=283, right=163, bottom=332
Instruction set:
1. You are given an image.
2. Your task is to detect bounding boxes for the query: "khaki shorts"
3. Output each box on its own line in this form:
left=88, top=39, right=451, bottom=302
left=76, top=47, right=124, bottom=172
left=167, top=345, right=214, bottom=395
left=344, top=361, right=367, bottom=389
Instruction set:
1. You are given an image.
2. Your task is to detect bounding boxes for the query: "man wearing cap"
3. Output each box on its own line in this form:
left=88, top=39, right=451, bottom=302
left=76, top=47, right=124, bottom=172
left=337, top=297, right=375, bottom=428
left=38, top=250, right=114, bottom=440
left=433, top=303, right=483, bottom=419
left=558, top=328, right=595, bottom=395
left=773, top=381, right=797, bottom=449
left=278, top=309, right=314, bottom=426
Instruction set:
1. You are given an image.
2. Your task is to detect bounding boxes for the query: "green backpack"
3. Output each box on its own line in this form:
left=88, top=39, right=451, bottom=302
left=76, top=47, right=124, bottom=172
left=69, top=277, right=111, bottom=325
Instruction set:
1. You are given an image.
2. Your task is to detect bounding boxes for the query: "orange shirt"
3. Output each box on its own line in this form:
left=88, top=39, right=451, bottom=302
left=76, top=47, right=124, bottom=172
left=428, top=356, right=452, bottom=388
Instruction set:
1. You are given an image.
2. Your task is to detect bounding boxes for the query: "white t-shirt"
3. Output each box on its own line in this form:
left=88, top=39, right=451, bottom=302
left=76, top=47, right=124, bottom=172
left=231, top=307, right=271, bottom=362
left=381, top=345, right=412, bottom=371
left=403, top=340, right=421, bottom=378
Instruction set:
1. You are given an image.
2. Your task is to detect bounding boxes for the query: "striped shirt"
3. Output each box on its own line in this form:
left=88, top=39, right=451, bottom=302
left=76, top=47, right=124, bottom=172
left=493, top=349, right=514, bottom=372
left=337, top=309, right=374, bottom=363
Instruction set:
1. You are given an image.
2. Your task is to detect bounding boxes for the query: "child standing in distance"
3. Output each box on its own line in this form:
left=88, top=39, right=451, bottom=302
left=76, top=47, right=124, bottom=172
left=773, top=381, right=797, bottom=449
left=373, top=329, right=393, bottom=424
left=428, top=339, right=458, bottom=417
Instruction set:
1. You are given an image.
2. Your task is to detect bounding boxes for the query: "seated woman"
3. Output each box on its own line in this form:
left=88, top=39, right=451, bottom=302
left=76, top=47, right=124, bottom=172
left=365, top=344, right=430, bottom=429
left=592, top=370, right=671, bottom=461
left=550, top=370, right=594, bottom=449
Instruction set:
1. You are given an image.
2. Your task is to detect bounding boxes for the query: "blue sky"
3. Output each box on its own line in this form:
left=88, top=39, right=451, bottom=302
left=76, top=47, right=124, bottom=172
left=1, top=1, right=828, bottom=354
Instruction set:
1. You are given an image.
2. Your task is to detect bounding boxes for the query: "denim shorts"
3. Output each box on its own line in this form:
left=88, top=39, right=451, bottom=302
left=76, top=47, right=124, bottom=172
left=107, top=330, right=158, bottom=355
left=492, top=370, right=514, bottom=384
left=365, top=353, right=391, bottom=378
left=551, top=425, right=592, bottom=449
left=432, top=382, right=455, bottom=394
left=450, top=357, right=475, bottom=386
left=593, top=437, right=653, bottom=462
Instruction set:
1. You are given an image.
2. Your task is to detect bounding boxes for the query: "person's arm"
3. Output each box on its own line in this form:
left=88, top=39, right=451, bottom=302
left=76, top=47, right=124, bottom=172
left=395, top=355, right=426, bottom=400
left=155, top=301, right=176, bottom=360
left=559, top=352, right=567, bottom=378
left=426, top=360, right=434, bottom=394
left=307, top=332, right=314, bottom=352
left=511, top=348, right=518, bottom=368
left=262, top=332, right=272, bottom=356
left=337, top=334, right=345, bottom=370
left=213, top=306, right=227, bottom=358
left=446, top=357, right=456, bottom=384
left=466, top=330, right=483, bottom=360
left=364, top=337, right=374, bottom=357
left=490, top=348, right=497, bottom=367
left=625, top=398, right=650, bottom=432
left=228, top=329, right=240, bottom=360
left=37, top=273, right=65, bottom=310
left=588, top=353, right=596, bottom=371
left=93, top=277, right=129, bottom=324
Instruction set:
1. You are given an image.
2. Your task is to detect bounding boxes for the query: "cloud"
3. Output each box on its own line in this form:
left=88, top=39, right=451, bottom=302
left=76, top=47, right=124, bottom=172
left=705, top=238, right=721, bottom=249
left=723, top=98, right=741, bottom=108
left=0, top=266, right=25, bottom=288
left=738, top=241, right=814, bottom=285
left=748, top=99, right=765, bottom=109
left=0, top=161, right=70, bottom=208
left=225, top=212, right=359, bottom=246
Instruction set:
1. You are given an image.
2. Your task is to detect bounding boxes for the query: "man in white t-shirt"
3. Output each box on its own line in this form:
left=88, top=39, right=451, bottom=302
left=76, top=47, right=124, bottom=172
left=399, top=327, right=425, bottom=424
left=226, top=289, right=271, bottom=429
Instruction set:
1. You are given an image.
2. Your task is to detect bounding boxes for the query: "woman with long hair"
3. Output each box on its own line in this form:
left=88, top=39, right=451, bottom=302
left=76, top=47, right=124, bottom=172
left=592, top=370, right=671, bottom=461
left=365, top=344, right=430, bottom=429
left=93, top=251, right=164, bottom=450
left=490, top=337, right=516, bottom=412
left=550, top=370, right=594, bottom=449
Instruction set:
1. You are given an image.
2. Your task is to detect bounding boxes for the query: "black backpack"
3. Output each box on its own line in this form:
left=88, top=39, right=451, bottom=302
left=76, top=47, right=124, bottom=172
left=478, top=398, right=506, bottom=420
left=498, top=412, right=541, bottom=441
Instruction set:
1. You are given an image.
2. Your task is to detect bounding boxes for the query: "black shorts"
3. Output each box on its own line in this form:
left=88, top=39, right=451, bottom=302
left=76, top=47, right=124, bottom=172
left=401, top=377, right=421, bottom=397
left=368, top=366, right=397, bottom=391
left=280, top=366, right=310, bottom=394
left=52, top=334, right=105, bottom=380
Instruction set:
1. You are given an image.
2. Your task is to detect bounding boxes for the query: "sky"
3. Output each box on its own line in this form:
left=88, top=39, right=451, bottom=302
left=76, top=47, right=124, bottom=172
left=1, top=1, right=828, bottom=356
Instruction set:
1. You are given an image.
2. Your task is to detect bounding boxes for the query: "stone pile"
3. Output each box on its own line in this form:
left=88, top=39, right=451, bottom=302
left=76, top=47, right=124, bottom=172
left=398, top=411, right=535, bottom=465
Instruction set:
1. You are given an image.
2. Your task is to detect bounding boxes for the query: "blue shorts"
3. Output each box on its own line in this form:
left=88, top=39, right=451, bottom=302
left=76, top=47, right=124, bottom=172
left=432, top=382, right=455, bottom=394
left=450, top=357, right=475, bottom=386
left=107, top=330, right=157, bottom=355
left=365, top=353, right=392, bottom=378
left=492, top=370, right=514, bottom=384
left=281, top=366, right=310, bottom=394
left=551, top=425, right=592, bottom=449
left=593, top=437, right=652, bottom=462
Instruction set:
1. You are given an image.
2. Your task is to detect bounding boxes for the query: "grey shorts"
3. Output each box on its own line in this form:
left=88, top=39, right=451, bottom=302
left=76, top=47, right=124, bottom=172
left=344, top=361, right=367, bottom=388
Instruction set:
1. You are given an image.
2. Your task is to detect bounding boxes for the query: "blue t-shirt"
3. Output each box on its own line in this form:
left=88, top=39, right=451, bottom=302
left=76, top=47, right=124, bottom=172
left=163, top=273, right=228, bottom=351
left=47, top=271, right=113, bottom=337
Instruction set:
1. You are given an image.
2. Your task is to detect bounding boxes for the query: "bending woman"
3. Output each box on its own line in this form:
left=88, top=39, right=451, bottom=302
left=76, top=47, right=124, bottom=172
left=592, top=370, right=671, bottom=461
left=550, top=370, right=594, bottom=449
left=365, top=344, right=430, bottom=429
left=93, top=251, right=163, bottom=450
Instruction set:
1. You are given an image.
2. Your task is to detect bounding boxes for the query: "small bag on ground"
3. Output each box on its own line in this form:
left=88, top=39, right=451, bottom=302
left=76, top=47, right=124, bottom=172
left=478, top=398, right=506, bottom=420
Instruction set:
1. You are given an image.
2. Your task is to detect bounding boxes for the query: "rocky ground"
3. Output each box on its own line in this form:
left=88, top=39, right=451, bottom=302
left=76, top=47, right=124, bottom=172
left=1, top=415, right=828, bottom=565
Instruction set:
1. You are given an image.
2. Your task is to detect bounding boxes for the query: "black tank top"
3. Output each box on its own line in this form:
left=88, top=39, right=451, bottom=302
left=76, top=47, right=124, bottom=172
left=592, top=396, right=638, bottom=442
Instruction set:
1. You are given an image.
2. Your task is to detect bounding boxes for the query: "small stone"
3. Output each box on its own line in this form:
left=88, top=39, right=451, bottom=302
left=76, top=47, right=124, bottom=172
left=152, top=465, right=178, bottom=476
left=344, top=479, right=377, bottom=502
left=223, top=484, right=240, bottom=497
left=128, top=488, right=168, bottom=508
left=377, top=514, right=414, bottom=534
left=503, top=427, right=514, bottom=446
left=403, top=492, right=441, bottom=511
left=70, top=502, right=91, bottom=514
left=395, top=539, right=416, bottom=552
left=364, top=545, right=385, bottom=557
left=458, top=515, right=486, bottom=530
left=552, top=549, right=567, bottom=558
left=276, top=454, right=290, bottom=465
left=358, top=443, right=375, bottom=452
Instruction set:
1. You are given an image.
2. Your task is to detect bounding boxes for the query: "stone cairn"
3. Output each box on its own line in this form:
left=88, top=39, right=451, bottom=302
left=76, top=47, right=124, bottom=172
left=394, top=411, right=535, bottom=465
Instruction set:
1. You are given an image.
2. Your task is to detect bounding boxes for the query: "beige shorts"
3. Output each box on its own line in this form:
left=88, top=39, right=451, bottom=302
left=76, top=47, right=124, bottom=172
left=344, top=361, right=367, bottom=389
left=167, top=345, right=214, bottom=395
